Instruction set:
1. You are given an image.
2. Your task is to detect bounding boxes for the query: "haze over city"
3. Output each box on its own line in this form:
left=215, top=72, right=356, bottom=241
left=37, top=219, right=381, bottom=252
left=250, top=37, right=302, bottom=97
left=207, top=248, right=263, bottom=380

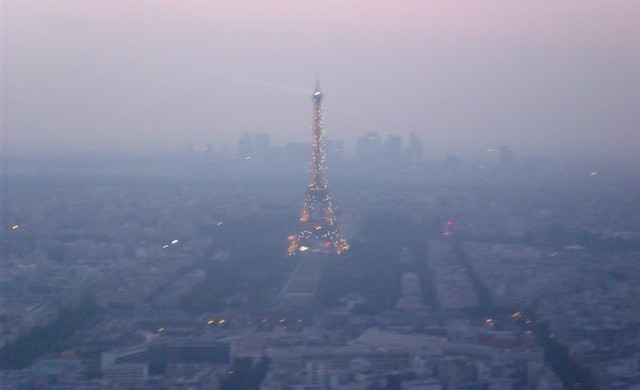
left=3, top=0, right=639, bottom=159
left=2, top=2, right=640, bottom=390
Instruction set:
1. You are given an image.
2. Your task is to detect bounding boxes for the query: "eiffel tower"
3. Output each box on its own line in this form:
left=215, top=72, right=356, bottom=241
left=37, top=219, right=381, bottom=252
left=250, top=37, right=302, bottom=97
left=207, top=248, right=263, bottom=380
left=287, top=79, right=349, bottom=255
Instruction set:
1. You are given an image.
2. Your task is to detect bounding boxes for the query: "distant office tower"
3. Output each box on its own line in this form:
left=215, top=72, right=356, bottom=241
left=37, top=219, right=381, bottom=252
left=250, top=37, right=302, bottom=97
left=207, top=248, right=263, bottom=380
left=385, top=133, right=403, bottom=167
left=288, top=80, right=349, bottom=255
left=254, top=133, right=271, bottom=159
left=356, top=131, right=383, bottom=163
left=406, top=131, right=424, bottom=163
left=237, top=132, right=252, bottom=158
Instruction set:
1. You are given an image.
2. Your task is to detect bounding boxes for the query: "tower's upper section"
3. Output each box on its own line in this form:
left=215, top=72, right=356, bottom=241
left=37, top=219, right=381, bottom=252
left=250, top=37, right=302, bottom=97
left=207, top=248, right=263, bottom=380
left=309, top=77, right=327, bottom=190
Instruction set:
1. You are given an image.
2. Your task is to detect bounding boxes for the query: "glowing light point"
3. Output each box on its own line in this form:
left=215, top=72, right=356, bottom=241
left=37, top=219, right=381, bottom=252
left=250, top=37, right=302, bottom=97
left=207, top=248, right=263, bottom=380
left=171, top=239, right=179, bottom=244
left=11, top=225, right=19, bottom=230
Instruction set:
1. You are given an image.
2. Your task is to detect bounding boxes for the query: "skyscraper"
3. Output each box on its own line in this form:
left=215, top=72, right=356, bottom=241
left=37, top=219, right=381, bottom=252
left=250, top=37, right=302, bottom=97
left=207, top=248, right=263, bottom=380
left=287, top=80, right=349, bottom=255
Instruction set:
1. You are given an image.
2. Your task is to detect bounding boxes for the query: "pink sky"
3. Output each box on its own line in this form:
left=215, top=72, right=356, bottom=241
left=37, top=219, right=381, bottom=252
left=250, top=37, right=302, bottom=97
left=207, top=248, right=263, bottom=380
left=3, top=0, right=639, bottom=158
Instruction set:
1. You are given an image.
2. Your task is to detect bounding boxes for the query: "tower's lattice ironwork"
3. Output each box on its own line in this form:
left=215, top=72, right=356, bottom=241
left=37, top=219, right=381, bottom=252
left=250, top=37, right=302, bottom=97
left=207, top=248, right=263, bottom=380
left=288, top=81, right=349, bottom=255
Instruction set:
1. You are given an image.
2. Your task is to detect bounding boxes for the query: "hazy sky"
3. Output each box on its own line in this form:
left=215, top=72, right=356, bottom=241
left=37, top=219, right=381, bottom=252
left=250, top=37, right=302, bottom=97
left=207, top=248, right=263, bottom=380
left=3, top=0, right=639, bottom=159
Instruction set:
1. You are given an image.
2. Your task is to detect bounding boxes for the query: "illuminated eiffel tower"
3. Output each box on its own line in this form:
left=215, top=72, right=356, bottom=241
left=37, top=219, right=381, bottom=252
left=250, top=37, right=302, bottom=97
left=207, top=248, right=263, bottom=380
left=287, top=79, right=349, bottom=255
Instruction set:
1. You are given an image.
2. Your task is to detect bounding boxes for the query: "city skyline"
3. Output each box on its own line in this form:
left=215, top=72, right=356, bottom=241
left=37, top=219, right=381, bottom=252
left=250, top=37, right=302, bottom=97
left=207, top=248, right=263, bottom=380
left=3, top=1, right=639, bottom=160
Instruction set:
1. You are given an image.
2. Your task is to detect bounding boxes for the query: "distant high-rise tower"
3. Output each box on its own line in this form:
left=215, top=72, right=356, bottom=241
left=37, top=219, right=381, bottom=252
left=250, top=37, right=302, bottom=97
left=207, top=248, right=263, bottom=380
left=288, top=80, right=349, bottom=255
left=406, top=130, right=423, bottom=163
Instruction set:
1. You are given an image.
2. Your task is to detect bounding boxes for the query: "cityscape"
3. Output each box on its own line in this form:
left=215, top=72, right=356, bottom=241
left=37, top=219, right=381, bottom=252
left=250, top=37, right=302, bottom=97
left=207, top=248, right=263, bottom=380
left=2, top=83, right=639, bottom=389
left=2, top=1, right=639, bottom=389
